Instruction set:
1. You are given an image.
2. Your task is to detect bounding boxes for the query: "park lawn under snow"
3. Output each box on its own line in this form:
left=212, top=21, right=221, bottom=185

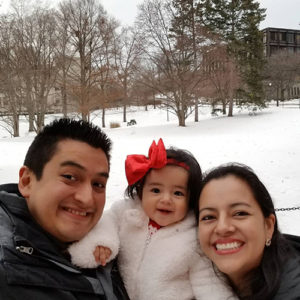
left=0, top=103, right=300, bottom=235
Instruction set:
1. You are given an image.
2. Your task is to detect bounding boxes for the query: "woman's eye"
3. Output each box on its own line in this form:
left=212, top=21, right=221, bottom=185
left=234, top=211, right=249, bottom=217
left=62, top=174, right=76, bottom=181
left=151, top=188, right=160, bottom=193
left=199, top=215, right=215, bottom=221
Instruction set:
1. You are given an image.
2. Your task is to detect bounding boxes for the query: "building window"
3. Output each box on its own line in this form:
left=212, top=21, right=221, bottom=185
left=297, top=87, right=300, bottom=96
left=263, top=33, right=267, bottom=43
left=270, top=32, right=276, bottom=41
left=288, top=47, right=294, bottom=53
left=297, top=34, right=300, bottom=44
left=287, top=33, right=294, bottom=43
left=280, top=32, right=287, bottom=41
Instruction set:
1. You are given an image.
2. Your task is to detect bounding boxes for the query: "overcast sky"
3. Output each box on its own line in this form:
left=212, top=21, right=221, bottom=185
left=1, top=0, right=299, bottom=30
left=101, top=0, right=300, bottom=30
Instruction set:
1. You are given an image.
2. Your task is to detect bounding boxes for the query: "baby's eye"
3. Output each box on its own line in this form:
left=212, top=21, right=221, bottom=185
left=151, top=188, right=160, bottom=193
left=174, top=190, right=184, bottom=196
left=62, top=174, right=76, bottom=181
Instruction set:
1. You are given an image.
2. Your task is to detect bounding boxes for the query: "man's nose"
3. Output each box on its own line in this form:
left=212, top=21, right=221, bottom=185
left=74, top=183, right=93, bottom=206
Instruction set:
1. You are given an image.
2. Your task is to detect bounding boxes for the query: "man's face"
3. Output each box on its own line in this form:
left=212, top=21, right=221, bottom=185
left=19, top=139, right=109, bottom=242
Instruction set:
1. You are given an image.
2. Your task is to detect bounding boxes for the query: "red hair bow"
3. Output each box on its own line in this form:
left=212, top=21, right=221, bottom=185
left=125, top=138, right=167, bottom=185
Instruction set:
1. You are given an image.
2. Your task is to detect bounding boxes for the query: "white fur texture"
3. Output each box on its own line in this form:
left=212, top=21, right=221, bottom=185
left=69, top=198, right=236, bottom=300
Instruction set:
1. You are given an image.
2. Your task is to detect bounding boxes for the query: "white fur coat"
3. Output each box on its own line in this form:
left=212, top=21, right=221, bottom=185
left=69, top=198, right=236, bottom=300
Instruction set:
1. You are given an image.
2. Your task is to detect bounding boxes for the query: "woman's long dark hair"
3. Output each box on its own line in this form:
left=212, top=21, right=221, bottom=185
left=195, top=163, right=293, bottom=299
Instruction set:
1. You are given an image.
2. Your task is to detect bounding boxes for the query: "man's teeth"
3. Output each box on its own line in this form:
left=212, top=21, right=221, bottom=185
left=67, top=208, right=87, bottom=216
left=216, top=242, right=241, bottom=250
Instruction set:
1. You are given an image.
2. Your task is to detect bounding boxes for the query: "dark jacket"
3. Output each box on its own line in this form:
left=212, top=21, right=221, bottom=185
left=273, top=255, right=300, bottom=300
left=0, top=184, right=129, bottom=300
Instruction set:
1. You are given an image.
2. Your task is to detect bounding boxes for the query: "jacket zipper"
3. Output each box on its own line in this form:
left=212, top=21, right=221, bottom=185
left=16, top=245, right=34, bottom=255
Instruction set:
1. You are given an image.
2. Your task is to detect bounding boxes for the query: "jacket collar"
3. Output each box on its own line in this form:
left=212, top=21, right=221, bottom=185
left=0, top=187, right=72, bottom=263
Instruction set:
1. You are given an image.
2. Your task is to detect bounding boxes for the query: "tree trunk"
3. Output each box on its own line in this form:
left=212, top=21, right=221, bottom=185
left=178, top=110, right=186, bottom=127
left=194, top=99, right=198, bottom=122
left=28, top=111, right=35, bottom=132
left=222, top=101, right=227, bottom=115
left=102, top=108, right=105, bottom=128
left=61, top=87, right=67, bottom=117
left=13, top=114, right=20, bottom=137
left=228, top=98, right=233, bottom=117
left=123, top=104, right=127, bottom=123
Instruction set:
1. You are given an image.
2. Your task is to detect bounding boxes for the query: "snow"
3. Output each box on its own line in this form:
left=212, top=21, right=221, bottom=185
left=1, top=102, right=300, bottom=235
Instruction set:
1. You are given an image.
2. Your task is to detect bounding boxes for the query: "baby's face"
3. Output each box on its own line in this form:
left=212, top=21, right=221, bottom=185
left=141, top=165, right=189, bottom=226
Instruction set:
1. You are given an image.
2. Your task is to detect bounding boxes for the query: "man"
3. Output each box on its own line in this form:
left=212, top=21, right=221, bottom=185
left=0, top=118, right=129, bottom=300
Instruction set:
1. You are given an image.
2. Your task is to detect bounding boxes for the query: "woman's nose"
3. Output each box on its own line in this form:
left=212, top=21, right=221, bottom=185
left=214, top=216, right=235, bottom=235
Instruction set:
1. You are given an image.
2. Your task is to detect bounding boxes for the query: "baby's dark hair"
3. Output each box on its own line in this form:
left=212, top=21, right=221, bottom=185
left=126, top=147, right=202, bottom=210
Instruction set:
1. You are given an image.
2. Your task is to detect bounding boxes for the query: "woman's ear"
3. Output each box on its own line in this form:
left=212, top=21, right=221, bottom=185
left=265, top=213, right=276, bottom=240
left=18, top=166, right=33, bottom=199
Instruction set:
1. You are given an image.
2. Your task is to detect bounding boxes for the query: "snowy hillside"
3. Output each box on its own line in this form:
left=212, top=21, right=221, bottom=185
left=1, top=103, right=300, bottom=235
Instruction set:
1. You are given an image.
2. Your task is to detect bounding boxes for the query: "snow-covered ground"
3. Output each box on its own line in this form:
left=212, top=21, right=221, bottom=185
left=1, top=102, right=300, bottom=235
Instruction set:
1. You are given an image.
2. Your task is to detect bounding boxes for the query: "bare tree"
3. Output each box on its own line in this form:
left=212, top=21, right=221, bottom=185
left=92, top=17, right=118, bottom=127
left=11, top=3, right=59, bottom=132
left=55, top=9, right=76, bottom=117
left=201, top=44, right=241, bottom=115
left=112, top=26, right=144, bottom=123
left=0, top=15, right=23, bottom=136
left=136, top=0, right=208, bottom=126
left=264, top=51, right=300, bottom=106
left=58, top=0, right=112, bottom=121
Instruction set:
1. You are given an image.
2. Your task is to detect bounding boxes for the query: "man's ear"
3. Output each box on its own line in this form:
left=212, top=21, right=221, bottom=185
left=18, top=166, right=34, bottom=199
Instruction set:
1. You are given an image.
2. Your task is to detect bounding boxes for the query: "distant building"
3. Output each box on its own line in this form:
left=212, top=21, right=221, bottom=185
left=262, top=27, right=300, bottom=100
left=262, top=27, right=300, bottom=57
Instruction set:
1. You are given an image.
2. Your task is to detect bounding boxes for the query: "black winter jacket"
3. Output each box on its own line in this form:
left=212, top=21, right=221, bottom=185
left=273, top=255, right=300, bottom=299
left=0, top=184, right=129, bottom=300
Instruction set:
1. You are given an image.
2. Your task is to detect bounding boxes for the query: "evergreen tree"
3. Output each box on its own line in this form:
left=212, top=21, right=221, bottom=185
left=201, top=0, right=266, bottom=114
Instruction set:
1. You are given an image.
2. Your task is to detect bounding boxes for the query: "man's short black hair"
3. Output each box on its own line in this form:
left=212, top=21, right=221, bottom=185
left=24, top=118, right=112, bottom=180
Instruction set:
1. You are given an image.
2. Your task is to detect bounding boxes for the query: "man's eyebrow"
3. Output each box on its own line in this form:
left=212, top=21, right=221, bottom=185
left=61, top=160, right=84, bottom=170
left=60, top=160, right=109, bottom=178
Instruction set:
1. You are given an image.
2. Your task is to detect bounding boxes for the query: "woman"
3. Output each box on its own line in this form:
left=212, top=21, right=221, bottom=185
left=195, top=163, right=300, bottom=299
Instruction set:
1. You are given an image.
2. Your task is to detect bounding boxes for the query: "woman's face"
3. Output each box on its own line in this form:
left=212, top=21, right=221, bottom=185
left=198, top=175, right=275, bottom=287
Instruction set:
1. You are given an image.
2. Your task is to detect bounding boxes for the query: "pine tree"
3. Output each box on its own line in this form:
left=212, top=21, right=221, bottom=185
left=201, top=0, right=266, bottom=114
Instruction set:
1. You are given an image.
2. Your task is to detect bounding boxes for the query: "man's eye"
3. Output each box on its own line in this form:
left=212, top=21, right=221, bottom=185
left=151, top=188, right=160, bottom=193
left=62, top=174, right=76, bottom=181
left=93, top=182, right=105, bottom=189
